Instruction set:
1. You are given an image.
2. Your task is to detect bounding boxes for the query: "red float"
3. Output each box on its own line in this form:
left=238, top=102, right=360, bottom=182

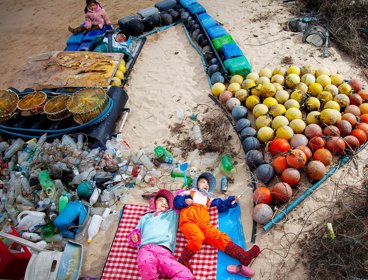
left=344, top=105, right=361, bottom=117
left=357, top=123, right=368, bottom=137
left=350, top=128, right=367, bottom=145
left=304, top=124, right=322, bottom=138
left=253, top=187, right=272, bottom=205
left=326, top=136, right=345, bottom=155
left=281, top=168, right=300, bottom=187
left=322, top=125, right=340, bottom=137
left=272, top=156, right=289, bottom=174
left=271, top=182, right=292, bottom=204
left=308, top=136, right=326, bottom=151
left=344, top=135, right=360, bottom=151
left=341, top=113, right=358, bottom=127
left=269, top=138, right=291, bottom=156
left=349, top=79, right=363, bottom=92
left=296, top=145, right=312, bottom=160
left=349, top=94, right=363, bottom=106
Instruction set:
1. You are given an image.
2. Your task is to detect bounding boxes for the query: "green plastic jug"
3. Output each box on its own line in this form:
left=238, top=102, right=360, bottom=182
left=224, top=56, right=252, bottom=77
left=212, top=34, right=235, bottom=51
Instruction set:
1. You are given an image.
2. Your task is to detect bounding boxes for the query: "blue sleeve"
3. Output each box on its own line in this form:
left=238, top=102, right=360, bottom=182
left=210, top=196, right=238, bottom=212
left=174, top=195, right=192, bottom=210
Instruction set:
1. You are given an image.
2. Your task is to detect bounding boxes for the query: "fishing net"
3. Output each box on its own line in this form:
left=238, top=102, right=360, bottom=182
left=17, top=91, right=48, bottom=116
left=0, top=90, right=19, bottom=122
left=43, top=94, right=71, bottom=121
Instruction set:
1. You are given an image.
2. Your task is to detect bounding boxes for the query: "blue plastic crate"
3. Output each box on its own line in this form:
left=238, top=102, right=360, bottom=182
left=66, top=32, right=84, bottom=45
left=64, top=44, right=81, bottom=51
left=180, top=0, right=197, bottom=9
left=207, top=25, right=227, bottom=39
left=198, top=12, right=217, bottom=29
left=187, top=2, right=206, bottom=15
left=221, top=43, right=243, bottom=60
left=198, top=13, right=209, bottom=21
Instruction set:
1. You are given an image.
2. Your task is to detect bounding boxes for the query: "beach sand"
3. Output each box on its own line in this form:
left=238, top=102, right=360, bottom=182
left=0, top=0, right=367, bottom=279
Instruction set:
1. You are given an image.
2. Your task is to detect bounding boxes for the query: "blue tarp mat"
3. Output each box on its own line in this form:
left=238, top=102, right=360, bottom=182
left=217, top=206, right=250, bottom=280
left=66, top=32, right=84, bottom=45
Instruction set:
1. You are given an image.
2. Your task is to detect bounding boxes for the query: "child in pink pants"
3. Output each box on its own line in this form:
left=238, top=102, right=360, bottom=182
left=128, top=189, right=193, bottom=280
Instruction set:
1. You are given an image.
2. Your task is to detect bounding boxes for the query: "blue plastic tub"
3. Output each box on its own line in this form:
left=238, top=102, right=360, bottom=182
left=180, top=0, right=197, bottom=9
left=221, top=43, right=243, bottom=60
left=207, top=25, right=227, bottom=39
left=187, top=2, right=206, bottom=15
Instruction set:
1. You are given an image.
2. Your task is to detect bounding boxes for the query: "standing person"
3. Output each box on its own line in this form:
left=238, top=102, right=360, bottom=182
left=68, top=0, right=111, bottom=34
left=174, top=172, right=260, bottom=273
left=127, top=189, right=193, bottom=280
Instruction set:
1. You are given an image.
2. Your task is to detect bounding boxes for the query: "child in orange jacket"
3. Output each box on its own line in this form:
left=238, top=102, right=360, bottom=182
left=173, top=172, right=260, bottom=272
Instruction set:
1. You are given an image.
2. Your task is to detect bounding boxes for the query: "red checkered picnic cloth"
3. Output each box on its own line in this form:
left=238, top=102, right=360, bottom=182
left=102, top=204, right=218, bottom=280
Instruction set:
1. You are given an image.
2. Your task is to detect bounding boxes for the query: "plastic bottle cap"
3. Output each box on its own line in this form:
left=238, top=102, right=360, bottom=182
left=87, top=239, right=92, bottom=243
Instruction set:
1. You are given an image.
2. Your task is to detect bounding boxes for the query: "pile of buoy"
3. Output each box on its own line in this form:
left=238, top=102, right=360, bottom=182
left=211, top=65, right=368, bottom=225
left=111, top=60, right=127, bottom=86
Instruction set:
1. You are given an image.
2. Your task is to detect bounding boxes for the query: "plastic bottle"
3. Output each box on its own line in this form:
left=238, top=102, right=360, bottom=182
left=87, top=214, right=103, bottom=243
left=220, top=154, right=234, bottom=173
left=62, top=135, right=78, bottom=151
left=38, top=171, right=55, bottom=197
left=20, top=174, right=31, bottom=194
left=192, top=124, right=204, bottom=148
left=154, top=146, right=173, bottom=158
left=4, top=139, right=25, bottom=160
left=89, top=187, right=101, bottom=206
left=135, top=168, right=144, bottom=185
left=138, top=150, right=154, bottom=170
left=0, top=141, right=9, bottom=153
left=86, top=147, right=101, bottom=159
left=18, top=139, right=37, bottom=163
left=77, top=134, right=84, bottom=151
left=22, top=232, right=42, bottom=242
left=59, top=191, right=69, bottom=213
left=37, top=133, right=48, bottom=146
left=16, top=195, right=34, bottom=207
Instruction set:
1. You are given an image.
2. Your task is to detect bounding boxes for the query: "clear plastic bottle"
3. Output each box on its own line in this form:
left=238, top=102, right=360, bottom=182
left=20, top=174, right=31, bottom=194
left=138, top=150, right=154, bottom=170
left=193, top=124, right=204, bottom=148
left=4, top=139, right=25, bottom=160
left=0, top=141, right=9, bottom=153
left=62, top=135, right=78, bottom=151
left=18, top=139, right=37, bottom=163
left=89, top=187, right=101, bottom=206
left=16, top=195, right=34, bottom=207
left=77, top=134, right=84, bottom=151
left=22, top=232, right=42, bottom=242
left=87, top=214, right=103, bottom=243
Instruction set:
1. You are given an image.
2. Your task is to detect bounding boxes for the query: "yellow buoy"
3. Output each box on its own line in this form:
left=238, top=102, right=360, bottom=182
left=255, top=115, right=272, bottom=129
left=212, top=83, right=226, bottom=97
left=114, top=70, right=125, bottom=80
left=338, top=83, right=353, bottom=95
left=324, top=100, right=340, bottom=111
left=276, top=125, right=294, bottom=140
left=257, top=127, right=275, bottom=143
left=272, top=66, right=286, bottom=76
left=253, top=104, right=269, bottom=118
left=308, top=82, right=323, bottom=97
left=269, top=104, right=287, bottom=117
left=330, top=73, right=344, bottom=86
left=306, top=111, right=321, bottom=124
left=275, top=90, right=289, bottom=104
left=241, top=79, right=256, bottom=90
left=259, top=67, right=273, bottom=79
left=272, top=115, right=289, bottom=130
left=285, top=108, right=302, bottom=121
left=316, top=74, right=332, bottom=88
left=286, top=65, right=301, bottom=76
left=285, top=73, right=301, bottom=89
left=271, top=74, right=285, bottom=85
left=263, top=97, right=278, bottom=108
left=246, top=72, right=259, bottom=81
left=245, top=95, right=261, bottom=110
left=289, top=119, right=306, bottom=134
left=305, top=97, right=320, bottom=111
left=230, top=75, right=244, bottom=85
left=284, top=99, right=300, bottom=109
left=228, top=83, right=241, bottom=94
left=235, top=89, right=248, bottom=102
left=334, top=94, right=350, bottom=108
left=260, top=83, right=277, bottom=97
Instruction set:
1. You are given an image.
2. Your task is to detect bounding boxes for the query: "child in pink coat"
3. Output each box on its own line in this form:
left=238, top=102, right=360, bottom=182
left=127, top=189, right=193, bottom=280
left=68, top=0, right=111, bottom=34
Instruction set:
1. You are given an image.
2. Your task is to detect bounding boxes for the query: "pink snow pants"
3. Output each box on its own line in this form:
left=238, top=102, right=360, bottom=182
left=137, top=244, right=194, bottom=280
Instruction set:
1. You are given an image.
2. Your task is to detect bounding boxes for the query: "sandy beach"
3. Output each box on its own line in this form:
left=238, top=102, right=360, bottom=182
left=0, top=0, right=367, bottom=279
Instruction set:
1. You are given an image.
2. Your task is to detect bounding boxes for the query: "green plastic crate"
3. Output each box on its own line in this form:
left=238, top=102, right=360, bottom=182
left=212, top=34, right=235, bottom=52
left=224, top=56, right=252, bottom=77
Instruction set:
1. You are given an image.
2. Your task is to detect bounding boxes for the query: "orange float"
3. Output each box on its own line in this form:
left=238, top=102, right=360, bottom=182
left=271, top=182, right=292, bottom=204
left=281, top=168, right=301, bottom=187
left=286, top=149, right=307, bottom=169
left=272, top=156, right=289, bottom=174
left=313, top=148, right=333, bottom=166
left=253, top=187, right=273, bottom=205
left=350, top=128, right=367, bottom=145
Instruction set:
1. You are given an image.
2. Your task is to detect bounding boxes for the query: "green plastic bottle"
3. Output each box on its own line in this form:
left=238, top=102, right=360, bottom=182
left=59, top=191, right=69, bottom=213
left=221, top=154, right=234, bottom=173
left=38, top=171, right=55, bottom=197
left=154, top=146, right=173, bottom=158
